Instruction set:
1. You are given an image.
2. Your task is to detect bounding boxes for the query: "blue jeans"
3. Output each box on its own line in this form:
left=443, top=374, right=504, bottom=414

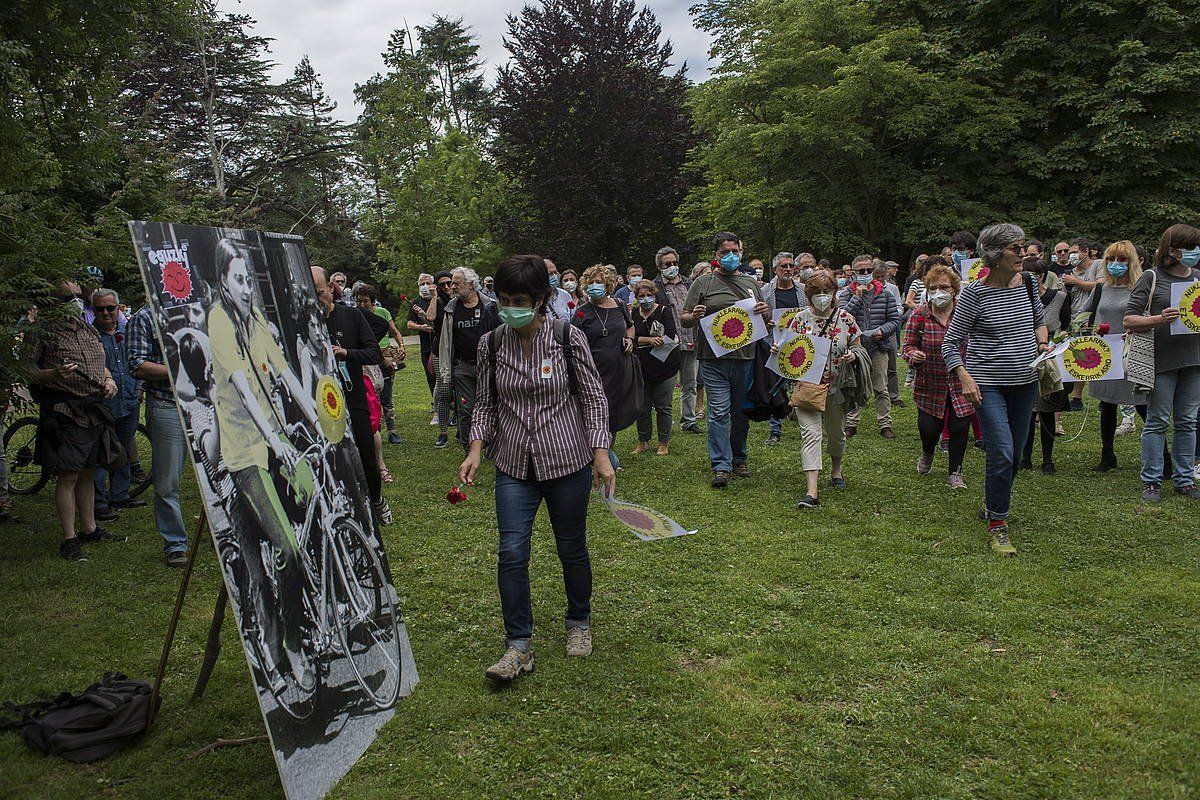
left=495, top=463, right=593, bottom=649
left=769, top=415, right=784, bottom=437
left=699, top=359, right=751, bottom=472
left=977, top=382, right=1038, bottom=521
left=1141, top=365, right=1200, bottom=488
left=148, top=397, right=189, bottom=554
left=94, top=408, right=138, bottom=511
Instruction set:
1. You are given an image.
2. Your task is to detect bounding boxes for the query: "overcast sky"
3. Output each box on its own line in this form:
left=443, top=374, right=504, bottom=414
left=219, top=0, right=715, bottom=122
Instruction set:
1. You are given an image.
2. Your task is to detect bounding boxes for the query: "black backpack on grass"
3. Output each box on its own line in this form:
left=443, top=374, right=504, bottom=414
left=1, top=673, right=156, bottom=763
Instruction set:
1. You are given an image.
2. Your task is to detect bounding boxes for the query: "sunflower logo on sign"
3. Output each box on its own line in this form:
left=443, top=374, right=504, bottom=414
left=315, top=374, right=347, bottom=443
left=777, top=307, right=804, bottom=333
left=1061, top=335, right=1113, bottom=381
left=604, top=497, right=692, bottom=541
left=777, top=334, right=816, bottom=380
left=1178, top=281, right=1200, bottom=333
left=711, top=306, right=754, bottom=351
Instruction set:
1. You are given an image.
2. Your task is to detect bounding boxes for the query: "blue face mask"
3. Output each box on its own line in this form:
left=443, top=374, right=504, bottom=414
left=498, top=305, right=536, bottom=329
left=629, top=276, right=642, bottom=286
left=549, top=273, right=560, bottom=288
left=856, top=274, right=872, bottom=285
left=1180, top=247, right=1200, bottom=268
left=1106, top=261, right=1128, bottom=278
left=951, top=250, right=967, bottom=267
left=837, top=277, right=849, bottom=288
left=719, top=252, right=741, bottom=272
left=586, top=283, right=606, bottom=299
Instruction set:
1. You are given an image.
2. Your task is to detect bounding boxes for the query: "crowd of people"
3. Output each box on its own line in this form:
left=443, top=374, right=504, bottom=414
left=7, top=222, right=1197, bottom=684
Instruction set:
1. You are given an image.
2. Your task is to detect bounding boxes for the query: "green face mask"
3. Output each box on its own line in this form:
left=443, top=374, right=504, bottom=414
left=499, top=305, right=536, bottom=329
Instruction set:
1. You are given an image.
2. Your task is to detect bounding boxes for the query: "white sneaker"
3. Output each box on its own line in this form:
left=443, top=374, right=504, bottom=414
left=1115, top=418, right=1136, bottom=436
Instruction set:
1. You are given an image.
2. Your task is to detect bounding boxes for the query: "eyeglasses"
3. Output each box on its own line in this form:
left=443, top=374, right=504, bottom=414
left=93, top=305, right=118, bottom=313
left=1054, top=248, right=1069, bottom=254
left=661, top=260, right=678, bottom=267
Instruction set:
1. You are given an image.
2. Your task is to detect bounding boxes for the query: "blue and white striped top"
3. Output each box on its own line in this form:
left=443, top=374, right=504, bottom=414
left=942, top=275, right=1046, bottom=386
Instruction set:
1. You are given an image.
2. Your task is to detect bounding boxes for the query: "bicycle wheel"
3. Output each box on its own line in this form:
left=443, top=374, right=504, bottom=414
left=330, top=517, right=402, bottom=710
left=127, top=423, right=154, bottom=498
left=3, top=417, right=49, bottom=495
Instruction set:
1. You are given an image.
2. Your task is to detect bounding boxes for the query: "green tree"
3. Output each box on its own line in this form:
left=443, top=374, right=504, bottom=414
left=683, top=0, right=1019, bottom=262
left=494, top=0, right=694, bottom=265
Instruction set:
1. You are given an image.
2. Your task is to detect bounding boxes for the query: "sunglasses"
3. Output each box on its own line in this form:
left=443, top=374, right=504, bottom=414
left=93, top=305, right=118, bottom=313
left=437, top=282, right=451, bottom=288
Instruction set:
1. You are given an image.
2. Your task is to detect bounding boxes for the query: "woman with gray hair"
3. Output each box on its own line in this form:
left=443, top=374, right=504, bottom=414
left=942, top=222, right=1051, bottom=557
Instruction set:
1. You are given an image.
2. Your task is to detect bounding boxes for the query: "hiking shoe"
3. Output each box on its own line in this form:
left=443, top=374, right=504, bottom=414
left=434, top=434, right=448, bottom=449
left=917, top=453, right=933, bottom=475
left=681, top=423, right=704, bottom=434
left=1114, top=418, right=1136, bottom=436
left=655, top=443, right=669, bottom=456
left=632, top=442, right=649, bottom=455
left=1175, top=484, right=1200, bottom=500
left=388, top=432, right=403, bottom=445
left=60, top=538, right=87, bottom=563
left=1141, top=482, right=1161, bottom=504
left=165, top=550, right=188, bottom=568
left=485, top=646, right=535, bottom=682
left=989, top=524, right=1016, bottom=557
left=947, top=472, right=968, bottom=490
left=80, top=526, right=127, bottom=544
left=374, top=499, right=394, bottom=525
left=711, top=471, right=730, bottom=489
left=94, top=507, right=120, bottom=522
left=765, top=432, right=781, bottom=446
left=880, top=428, right=896, bottom=440
left=565, top=627, right=593, bottom=657
left=732, top=462, right=751, bottom=478
left=830, top=476, right=846, bottom=489
left=796, top=495, right=820, bottom=509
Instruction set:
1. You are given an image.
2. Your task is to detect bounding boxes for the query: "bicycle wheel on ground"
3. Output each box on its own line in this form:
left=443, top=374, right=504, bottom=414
left=3, top=417, right=49, bottom=496
left=330, top=517, right=402, bottom=710
left=128, top=423, right=154, bottom=498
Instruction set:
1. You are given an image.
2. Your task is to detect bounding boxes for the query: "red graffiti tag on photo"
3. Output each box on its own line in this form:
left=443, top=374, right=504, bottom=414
left=161, top=260, right=192, bottom=301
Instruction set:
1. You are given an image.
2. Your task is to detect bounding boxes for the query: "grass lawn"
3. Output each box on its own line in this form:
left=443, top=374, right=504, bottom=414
left=1, top=364, right=1197, bottom=799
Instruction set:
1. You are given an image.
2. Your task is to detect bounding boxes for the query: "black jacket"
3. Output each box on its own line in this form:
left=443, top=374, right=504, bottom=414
left=323, top=303, right=382, bottom=411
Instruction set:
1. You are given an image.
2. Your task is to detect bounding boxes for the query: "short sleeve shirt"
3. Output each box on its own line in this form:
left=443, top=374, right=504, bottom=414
left=371, top=305, right=393, bottom=348
left=208, top=302, right=290, bottom=472
left=683, top=272, right=764, bottom=360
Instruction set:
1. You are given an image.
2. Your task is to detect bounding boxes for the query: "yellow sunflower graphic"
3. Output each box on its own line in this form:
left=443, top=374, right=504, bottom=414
left=1178, top=281, right=1200, bottom=334
left=315, top=374, right=348, bottom=443
left=1061, top=335, right=1113, bottom=381
left=777, top=307, right=804, bottom=333
left=777, top=334, right=816, bottom=380
left=605, top=498, right=682, bottom=541
left=710, top=306, right=754, bottom=351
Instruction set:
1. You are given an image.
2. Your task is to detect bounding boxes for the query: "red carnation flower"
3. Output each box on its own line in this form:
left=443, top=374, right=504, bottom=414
left=447, top=485, right=468, bottom=505
left=1098, top=323, right=1111, bottom=335
left=401, top=294, right=408, bottom=301
left=114, top=333, right=123, bottom=343
left=710, top=260, right=720, bottom=268
left=568, top=301, right=576, bottom=309
left=576, top=310, right=585, bottom=319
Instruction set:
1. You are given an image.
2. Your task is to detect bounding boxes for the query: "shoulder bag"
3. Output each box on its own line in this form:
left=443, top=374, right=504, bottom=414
left=789, top=312, right=836, bottom=412
left=1124, top=269, right=1157, bottom=392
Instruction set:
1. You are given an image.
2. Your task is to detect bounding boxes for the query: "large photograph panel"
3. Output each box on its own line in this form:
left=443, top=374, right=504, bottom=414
left=128, top=222, right=417, bottom=800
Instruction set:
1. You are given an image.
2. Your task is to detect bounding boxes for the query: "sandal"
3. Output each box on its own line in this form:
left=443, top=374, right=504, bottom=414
left=380, top=467, right=394, bottom=483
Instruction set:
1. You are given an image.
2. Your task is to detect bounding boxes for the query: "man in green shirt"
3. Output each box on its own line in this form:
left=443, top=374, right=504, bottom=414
left=682, top=231, right=770, bottom=488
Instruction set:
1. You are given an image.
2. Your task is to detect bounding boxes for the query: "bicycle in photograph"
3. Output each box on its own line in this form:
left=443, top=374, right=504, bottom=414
left=226, top=420, right=403, bottom=722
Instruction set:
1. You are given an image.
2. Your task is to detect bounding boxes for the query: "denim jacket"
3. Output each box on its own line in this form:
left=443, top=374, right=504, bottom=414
left=96, top=322, right=140, bottom=418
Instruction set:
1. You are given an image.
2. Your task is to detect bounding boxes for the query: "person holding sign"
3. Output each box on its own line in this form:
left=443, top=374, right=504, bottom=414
left=631, top=280, right=680, bottom=455
left=681, top=231, right=769, bottom=489
left=762, top=252, right=807, bottom=445
left=943, top=223, right=1050, bottom=557
left=1123, top=223, right=1200, bottom=502
left=903, top=264, right=974, bottom=489
left=786, top=272, right=861, bottom=508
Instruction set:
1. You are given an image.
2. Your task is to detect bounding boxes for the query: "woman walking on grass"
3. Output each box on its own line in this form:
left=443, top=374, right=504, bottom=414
left=942, top=223, right=1051, bottom=557
left=631, top=279, right=680, bottom=456
left=460, top=255, right=616, bottom=683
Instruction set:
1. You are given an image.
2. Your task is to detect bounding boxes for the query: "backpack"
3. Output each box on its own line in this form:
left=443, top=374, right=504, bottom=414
left=488, top=318, right=579, bottom=398
left=0, top=673, right=156, bottom=763
left=742, top=339, right=792, bottom=422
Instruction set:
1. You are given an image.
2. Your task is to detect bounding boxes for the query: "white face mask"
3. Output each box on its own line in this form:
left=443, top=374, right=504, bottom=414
left=661, top=266, right=679, bottom=279
left=419, top=285, right=433, bottom=299
left=563, top=280, right=577, bottom=293
left=754, top=270, right=764, bottom=281
left=811, top=293, right=833, bottom=311
left=929, top=289, right=953, bottom=308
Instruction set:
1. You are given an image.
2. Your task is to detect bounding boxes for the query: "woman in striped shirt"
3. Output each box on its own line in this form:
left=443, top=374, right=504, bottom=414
left=459, top=255, right=616, bottom=683
left=942, top=223, right=1051, bottom=557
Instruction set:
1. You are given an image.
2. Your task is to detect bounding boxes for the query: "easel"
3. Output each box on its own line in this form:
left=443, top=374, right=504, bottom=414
left=146, top=512, right=230, bottom=726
